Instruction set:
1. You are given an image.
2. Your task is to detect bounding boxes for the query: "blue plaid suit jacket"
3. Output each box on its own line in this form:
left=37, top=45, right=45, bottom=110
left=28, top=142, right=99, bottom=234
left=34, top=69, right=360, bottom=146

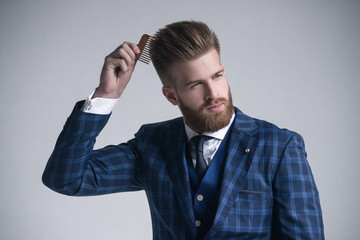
left=43, top=102, right=324, bottom=239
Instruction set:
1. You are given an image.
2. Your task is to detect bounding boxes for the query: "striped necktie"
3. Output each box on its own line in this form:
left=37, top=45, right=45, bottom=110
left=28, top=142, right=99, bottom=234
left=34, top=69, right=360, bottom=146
left=191, top=135, right=212, bottom=181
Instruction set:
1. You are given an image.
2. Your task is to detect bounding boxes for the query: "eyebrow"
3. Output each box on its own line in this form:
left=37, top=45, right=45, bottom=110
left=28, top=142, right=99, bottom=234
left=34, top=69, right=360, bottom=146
left=184, top=69, right=224, bottom=87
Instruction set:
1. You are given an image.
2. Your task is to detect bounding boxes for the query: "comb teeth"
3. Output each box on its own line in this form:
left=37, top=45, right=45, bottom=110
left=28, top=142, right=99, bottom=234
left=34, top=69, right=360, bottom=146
left=137, top=34, right=153, bottom=64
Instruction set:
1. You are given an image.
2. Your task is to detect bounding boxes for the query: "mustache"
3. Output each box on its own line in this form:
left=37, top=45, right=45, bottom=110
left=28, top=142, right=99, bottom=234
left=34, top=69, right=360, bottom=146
left=200, top=97, right=227, bottom=110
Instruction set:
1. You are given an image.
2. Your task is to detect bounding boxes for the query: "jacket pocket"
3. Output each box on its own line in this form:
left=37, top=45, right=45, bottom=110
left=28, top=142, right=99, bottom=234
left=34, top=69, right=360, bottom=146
left=223, top=190, right=273, bottom=231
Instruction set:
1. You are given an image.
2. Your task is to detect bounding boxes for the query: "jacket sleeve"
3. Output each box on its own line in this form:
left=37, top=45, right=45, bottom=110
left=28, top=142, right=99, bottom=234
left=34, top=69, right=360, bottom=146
left=272, top=133, right=324, bottom=239
left=42, top=101, right=142, bottom=196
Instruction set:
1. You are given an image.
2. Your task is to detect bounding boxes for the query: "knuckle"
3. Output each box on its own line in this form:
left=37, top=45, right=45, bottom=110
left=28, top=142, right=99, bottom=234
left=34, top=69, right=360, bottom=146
left=118, top=47, right=125, bottom=55
left=104, top=55, right=111, bottom=62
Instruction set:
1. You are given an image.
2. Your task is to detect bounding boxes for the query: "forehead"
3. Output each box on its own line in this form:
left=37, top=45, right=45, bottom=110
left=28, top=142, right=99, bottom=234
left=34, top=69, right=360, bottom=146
left=170, top=49, right=221, bottom=86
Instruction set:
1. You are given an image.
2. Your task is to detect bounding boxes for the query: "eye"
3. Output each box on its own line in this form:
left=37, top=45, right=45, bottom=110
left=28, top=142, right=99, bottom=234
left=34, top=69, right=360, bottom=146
left=214, top=73, right=223, bottom=79
left=190, top=82, right=201, bottom=88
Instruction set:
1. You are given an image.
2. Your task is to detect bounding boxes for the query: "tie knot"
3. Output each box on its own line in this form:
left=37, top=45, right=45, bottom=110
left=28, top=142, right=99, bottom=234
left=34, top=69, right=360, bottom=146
left=191, top=135, right=212, bottom=152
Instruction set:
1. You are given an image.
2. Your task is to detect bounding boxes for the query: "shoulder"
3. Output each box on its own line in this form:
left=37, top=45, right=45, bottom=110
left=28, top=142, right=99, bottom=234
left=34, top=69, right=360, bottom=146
left=135, top=116, right=184, bottom=138
left=233, top=107, right=300, bottom=144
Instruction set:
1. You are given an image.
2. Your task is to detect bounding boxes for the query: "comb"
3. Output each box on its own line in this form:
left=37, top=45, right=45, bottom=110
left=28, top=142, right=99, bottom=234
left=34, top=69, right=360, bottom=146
left=136, top=34, right=153, bottom=64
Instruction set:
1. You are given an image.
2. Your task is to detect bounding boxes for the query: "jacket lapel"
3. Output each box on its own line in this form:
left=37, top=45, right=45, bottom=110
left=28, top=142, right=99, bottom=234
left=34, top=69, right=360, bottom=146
left=161, top=119, right=197, bottom=236
left=208, top=108, right=259, bottom=236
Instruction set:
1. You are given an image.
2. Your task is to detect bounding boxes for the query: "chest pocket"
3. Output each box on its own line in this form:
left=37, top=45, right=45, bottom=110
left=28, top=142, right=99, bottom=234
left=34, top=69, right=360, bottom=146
left=223, top=190, right=273, bottom=231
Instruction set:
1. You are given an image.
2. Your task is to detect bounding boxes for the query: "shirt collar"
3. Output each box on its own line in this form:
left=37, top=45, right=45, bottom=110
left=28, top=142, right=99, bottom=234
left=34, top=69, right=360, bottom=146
left=184, top=112, right=235, bottom=142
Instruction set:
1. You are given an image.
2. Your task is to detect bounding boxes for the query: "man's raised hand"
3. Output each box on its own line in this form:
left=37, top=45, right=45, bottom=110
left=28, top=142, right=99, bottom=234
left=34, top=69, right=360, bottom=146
left=93, top=42, right=141, bottom=99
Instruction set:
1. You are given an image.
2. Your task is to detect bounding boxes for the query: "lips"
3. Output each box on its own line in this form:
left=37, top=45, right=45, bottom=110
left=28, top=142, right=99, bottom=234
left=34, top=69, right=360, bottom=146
left=207, top=103, right=224, bottom=112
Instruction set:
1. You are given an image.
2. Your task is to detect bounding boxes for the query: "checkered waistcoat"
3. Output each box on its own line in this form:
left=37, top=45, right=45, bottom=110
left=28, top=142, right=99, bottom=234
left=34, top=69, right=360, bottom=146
left=186, top=126, right=231, bottom=239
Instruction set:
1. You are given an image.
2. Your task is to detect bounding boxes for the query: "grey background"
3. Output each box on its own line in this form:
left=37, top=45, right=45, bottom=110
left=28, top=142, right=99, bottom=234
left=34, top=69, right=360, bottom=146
left=1, top=0, right=359, bottom=239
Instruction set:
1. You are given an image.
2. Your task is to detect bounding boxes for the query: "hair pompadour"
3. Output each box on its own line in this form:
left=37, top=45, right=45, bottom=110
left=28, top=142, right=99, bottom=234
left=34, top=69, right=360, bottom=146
left=149, top=20, right=220, bottom=86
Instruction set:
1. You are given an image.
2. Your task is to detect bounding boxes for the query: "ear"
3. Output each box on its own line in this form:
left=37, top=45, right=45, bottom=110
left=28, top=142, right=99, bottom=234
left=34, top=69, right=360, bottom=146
left=162, top=86, right=179, bottom=105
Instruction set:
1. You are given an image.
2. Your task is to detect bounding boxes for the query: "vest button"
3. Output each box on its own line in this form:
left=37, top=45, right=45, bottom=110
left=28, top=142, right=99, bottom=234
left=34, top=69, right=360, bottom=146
left=197, top=194, right=204, bottom=201
left=195, top=220, right=201, bottom=227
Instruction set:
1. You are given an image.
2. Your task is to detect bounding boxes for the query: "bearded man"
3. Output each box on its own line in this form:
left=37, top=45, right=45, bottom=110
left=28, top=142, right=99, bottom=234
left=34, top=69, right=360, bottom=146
left=43, top=21, right=324, bottom=239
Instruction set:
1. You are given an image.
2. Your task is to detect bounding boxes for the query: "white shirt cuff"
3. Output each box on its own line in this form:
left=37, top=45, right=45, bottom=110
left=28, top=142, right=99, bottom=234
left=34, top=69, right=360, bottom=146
left=81, top=91, right=119, bottom=115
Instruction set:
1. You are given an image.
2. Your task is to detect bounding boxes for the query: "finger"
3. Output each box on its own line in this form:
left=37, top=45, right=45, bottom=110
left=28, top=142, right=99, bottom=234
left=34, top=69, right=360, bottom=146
left=120, top=43, right=137, bottom=65
left=126, top=42, right=141, bottom=55
left=105, top=55, right=128, bottom=72
left=111, top=42, right=139, bottom=58
left=110, top=43, right=138, bottom=68
left=122, top=42, right=140, bottom=59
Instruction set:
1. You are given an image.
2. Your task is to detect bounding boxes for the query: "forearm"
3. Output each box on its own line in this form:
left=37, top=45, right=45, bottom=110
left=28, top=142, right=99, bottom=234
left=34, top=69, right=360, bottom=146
left=42, top=101, right=110, bottom=195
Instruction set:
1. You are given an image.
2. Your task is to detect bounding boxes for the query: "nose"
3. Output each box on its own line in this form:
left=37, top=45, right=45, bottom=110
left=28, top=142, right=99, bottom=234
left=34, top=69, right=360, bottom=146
left=205, top=82, right=218, bottom=101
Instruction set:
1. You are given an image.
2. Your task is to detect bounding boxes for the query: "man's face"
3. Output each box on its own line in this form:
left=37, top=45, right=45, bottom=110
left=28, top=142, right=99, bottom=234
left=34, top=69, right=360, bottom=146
left=162, top=48, right=234, bottom=133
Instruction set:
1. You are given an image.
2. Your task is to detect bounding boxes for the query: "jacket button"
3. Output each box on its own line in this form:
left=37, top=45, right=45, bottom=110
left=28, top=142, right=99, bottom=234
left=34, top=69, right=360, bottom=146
left=197, top=194, right=204, bottom=201
left=195, top=220, right=201, bottom=227
left=245, top=148, right=250, bottom=153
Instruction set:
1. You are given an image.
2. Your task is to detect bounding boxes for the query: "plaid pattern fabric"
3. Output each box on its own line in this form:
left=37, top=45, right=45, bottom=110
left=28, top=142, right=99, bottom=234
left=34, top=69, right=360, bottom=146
left=43, top=101, right=324, bottom=239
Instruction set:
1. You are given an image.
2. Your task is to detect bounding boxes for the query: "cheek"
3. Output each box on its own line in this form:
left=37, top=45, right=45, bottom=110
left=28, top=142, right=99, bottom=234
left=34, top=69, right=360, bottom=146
left=180, top=92, right=204, bottom=109
left=219, top=81, right=229, bottom=97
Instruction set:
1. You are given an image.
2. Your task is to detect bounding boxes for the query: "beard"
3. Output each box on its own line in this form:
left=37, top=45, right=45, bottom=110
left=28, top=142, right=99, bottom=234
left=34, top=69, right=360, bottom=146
left=178, top=87, right=234, bottom=133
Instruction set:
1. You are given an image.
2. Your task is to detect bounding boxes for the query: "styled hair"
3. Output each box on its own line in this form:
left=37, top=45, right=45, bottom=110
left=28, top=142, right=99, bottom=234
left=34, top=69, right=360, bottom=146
left=149, top=20, right=220, bottom=86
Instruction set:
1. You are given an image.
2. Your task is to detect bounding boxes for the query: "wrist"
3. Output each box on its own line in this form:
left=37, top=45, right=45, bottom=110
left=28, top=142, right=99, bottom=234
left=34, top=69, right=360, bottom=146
left=92, top=87, right=120, bottom=99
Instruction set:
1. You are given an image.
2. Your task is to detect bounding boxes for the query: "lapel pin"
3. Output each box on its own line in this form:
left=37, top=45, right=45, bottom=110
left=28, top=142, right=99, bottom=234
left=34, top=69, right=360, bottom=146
left=245, top=148, right=250, bottom=153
